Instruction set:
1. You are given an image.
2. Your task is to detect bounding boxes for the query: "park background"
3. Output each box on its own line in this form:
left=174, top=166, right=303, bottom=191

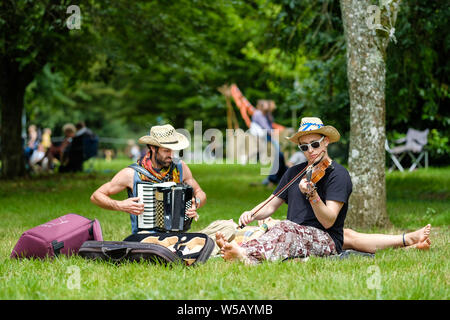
left=0, top=0, right=448, bottom=300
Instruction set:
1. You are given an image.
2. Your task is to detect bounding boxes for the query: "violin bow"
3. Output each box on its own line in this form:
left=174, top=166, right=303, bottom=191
left=238, top=151, right=325, bottom=229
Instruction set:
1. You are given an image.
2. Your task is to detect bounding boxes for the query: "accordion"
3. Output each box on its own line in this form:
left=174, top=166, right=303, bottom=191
left=136, top=182, right=193, bottom=232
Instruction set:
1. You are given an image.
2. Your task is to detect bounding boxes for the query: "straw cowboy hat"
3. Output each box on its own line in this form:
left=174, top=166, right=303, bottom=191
left=138, top=124, right=190, bottom=150
left=287, top=117, right=340, bottom=144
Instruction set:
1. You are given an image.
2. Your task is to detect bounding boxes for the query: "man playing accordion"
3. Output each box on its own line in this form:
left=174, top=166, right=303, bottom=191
left=90, top=124, right=206, bottom=234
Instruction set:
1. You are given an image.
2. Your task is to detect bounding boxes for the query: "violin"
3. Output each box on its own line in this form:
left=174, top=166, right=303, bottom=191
left=304, top=155, right=333, bottom=198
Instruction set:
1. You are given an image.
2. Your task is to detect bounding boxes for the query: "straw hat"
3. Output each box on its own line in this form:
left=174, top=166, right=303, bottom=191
left=138, top=124, right=189, bottom=150
left=287, top=117, right=340, bottom=144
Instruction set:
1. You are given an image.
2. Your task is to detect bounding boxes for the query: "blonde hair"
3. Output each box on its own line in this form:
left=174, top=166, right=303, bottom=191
left=62, top=123, right=76, bottom=134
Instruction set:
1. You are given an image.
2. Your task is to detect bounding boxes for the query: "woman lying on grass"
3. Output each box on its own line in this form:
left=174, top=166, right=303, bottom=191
left=209, top=217, right=431, bottom=263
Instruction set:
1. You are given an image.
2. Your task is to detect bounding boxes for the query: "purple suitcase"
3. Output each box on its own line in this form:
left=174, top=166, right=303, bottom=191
left=10, top=213, right=103, bottom=259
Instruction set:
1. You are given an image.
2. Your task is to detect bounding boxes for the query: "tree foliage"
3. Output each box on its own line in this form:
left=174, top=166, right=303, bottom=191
left=256, top=0, right=449, bottom=164
left=385, top=0, right=449, bottom=161
left=1, top=0, right=448, bottom=178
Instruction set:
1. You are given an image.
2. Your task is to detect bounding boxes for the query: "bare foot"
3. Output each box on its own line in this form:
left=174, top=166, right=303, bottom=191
left=216, top=231, right=252, bottom=264
left=416, top=238, right=431, bottom=250
left=406, top=237, right=431, bottom=250
left=404, top=224, right=431, bottom=246
left=221, top=241, right=247, bottom=262
left=215, top=232, right=227, bottom=249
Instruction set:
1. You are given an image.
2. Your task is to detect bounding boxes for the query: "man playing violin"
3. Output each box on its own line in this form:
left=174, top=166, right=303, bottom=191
left=216, top=117, right=353, bottom=264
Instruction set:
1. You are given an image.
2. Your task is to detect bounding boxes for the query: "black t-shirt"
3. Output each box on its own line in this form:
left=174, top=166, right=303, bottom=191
left=273, top=161, right=352, bottom=253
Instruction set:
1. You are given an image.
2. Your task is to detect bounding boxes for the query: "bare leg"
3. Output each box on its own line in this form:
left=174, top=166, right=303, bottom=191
left=343, top=224, right=431, bottom=253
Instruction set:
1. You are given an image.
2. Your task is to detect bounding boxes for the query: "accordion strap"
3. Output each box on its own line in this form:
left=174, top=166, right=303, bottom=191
left=128, top=163, right=154, bottom=180
left=128, top=163, right=176, bottom=182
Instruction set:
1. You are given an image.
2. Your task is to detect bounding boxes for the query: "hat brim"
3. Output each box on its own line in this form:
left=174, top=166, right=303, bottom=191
left=286, top=126, right=340, bottom=144
left=138, top=132, right=190, bottom=151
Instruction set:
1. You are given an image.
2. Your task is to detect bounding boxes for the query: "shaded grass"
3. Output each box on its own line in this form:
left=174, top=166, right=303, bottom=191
left=386, top=168, right=450, bottom=229
left=0, top=160, right=448, bottom=300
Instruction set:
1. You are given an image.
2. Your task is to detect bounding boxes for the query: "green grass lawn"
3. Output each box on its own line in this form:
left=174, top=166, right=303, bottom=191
left=0, top=159, right=448, bottom=300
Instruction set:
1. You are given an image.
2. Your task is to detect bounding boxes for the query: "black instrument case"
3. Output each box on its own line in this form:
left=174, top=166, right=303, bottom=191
left=79, top=232, right=214, bottom=266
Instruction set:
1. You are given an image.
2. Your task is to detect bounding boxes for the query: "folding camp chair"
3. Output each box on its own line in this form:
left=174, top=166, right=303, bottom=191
left=385, top=128, right=429, bottom=172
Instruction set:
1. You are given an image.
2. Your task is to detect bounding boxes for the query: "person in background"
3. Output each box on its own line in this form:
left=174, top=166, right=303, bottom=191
left=126, top=139, right=141, bottom=162
left=104, top=149, right=114, bottom=162
left=60, top=121, right=97, bottom=172
left=24, top=124, right=40, bottom=164
left=29, top=143, right=48, bottom=172
left=41, top=128, right=52, bottom=151
left=28, top=127, right=54, bottom=172
left=250, top=99, right=287, bottom=187
left=287, top=151, right=307, bottom=167
left=47, top=123, right=76, bottom=171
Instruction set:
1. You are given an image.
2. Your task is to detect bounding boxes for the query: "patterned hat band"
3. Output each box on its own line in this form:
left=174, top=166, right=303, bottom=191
left=300, top=122, right=324, bottom=131
left=286, top=117, right=340, bottom=144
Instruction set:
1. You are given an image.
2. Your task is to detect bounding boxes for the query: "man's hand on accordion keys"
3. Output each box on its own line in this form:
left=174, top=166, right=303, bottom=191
left=119, top=196, right=145, bottom=216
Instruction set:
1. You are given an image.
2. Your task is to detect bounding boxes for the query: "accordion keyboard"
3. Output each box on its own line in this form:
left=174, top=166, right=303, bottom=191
left=137, top=183, right=160, bottom=229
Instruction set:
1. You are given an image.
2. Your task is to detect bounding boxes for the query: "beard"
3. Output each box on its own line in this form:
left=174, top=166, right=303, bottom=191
left=155, top=153, right=172, bottom=169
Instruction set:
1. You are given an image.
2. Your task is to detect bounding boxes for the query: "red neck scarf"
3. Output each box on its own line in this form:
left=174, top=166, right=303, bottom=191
left=136, top=151, right=180, bottom=183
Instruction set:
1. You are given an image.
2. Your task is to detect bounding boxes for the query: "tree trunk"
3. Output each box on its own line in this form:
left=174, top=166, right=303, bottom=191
left=340, top=0, right=400, bottom=228
left=0, top=62, right=29, bottom=179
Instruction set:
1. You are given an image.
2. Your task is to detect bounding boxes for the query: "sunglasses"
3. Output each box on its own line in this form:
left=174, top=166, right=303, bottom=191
left=298, top=136, right=325, bottom=152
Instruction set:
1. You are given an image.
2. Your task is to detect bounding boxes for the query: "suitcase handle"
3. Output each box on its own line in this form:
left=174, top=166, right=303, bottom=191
left=101, top=247, right=131, bottom=261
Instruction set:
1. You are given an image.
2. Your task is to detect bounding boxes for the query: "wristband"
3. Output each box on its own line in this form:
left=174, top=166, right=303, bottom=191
left=305, top=187, right=317, bottom=200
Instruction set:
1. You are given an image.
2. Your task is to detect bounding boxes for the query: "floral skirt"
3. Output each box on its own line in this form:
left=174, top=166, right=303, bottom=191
left=240, top=220, right=337, bottom=264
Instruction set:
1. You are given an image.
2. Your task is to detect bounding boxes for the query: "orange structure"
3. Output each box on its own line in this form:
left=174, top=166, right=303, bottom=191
left=228, top=84, right=285, bottom=131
